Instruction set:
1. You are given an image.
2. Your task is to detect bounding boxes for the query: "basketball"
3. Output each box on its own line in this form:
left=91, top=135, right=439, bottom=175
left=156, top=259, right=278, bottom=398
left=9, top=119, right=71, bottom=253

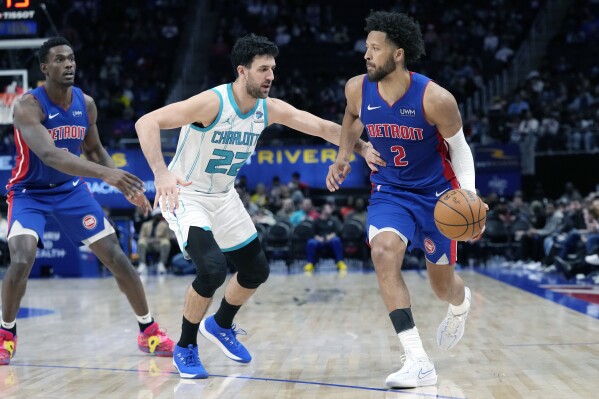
left=434, top=189, right=487, bottom=241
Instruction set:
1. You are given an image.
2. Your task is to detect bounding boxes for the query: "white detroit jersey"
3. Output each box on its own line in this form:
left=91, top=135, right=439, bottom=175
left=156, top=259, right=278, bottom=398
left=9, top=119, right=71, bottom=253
left=168, top=83, right=268, bottom=195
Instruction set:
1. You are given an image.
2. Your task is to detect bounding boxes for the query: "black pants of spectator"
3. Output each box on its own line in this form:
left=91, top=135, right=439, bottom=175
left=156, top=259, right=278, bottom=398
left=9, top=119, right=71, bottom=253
left=519, top=234, right=546, bottom=262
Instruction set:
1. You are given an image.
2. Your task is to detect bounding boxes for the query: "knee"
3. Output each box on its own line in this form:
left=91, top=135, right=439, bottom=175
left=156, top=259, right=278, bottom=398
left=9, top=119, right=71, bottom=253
left=7, top=253, right=35, bottom=282
left=371, top=243, right=396, bottom=265
left=237, top=252, right=270, bottom=289
left=191, top=250, right=228, bottom=297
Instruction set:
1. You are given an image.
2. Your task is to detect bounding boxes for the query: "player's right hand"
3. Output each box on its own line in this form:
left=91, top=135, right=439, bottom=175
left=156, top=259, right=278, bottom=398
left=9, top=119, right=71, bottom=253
left=102, top=169, right=146, bottom=200
left=326, top=159, right=351, bottom=192
left=154, top=169, right=192, bottom=212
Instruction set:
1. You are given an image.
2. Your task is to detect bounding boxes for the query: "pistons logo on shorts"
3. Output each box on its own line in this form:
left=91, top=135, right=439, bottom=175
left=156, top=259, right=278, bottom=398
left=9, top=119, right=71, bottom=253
left=424, top=237, right=436, bottom=255
left=82, top=215, right=97, bottom=230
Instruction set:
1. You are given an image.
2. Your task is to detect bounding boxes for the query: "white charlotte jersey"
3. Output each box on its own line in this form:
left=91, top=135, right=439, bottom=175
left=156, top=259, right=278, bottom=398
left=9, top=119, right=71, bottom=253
left=168, top=83, right=268, bottom=194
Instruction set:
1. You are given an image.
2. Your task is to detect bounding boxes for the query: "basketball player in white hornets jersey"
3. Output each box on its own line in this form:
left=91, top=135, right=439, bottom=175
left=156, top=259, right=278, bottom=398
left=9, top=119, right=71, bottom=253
left=136, top=34, right=384, bottom=379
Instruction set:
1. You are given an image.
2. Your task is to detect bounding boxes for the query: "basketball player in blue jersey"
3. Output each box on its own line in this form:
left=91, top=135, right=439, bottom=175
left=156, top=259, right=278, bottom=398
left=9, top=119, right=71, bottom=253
left=135, top=34, right=385, bottom=379
left=0, top=37, right=175, bottom=366
left=326, top=11, right=486, bottom=388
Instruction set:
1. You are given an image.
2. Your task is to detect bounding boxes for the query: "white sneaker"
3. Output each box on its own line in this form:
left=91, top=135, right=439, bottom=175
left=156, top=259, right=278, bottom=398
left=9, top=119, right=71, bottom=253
left=157, top=262, right=167, bottom=275
left=585, top=254, right=599, bottom=266
left=437, top=287, right=471, bottom=350
left=137, top=262, right=148, bottom=275
left=385, top=350, right=437, bottom=388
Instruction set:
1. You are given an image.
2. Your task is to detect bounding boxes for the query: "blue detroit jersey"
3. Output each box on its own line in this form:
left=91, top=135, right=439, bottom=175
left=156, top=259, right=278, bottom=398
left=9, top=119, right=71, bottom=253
left=7, top=85, right=88, bottom=191
left=360, top=72, right=455, bottom=191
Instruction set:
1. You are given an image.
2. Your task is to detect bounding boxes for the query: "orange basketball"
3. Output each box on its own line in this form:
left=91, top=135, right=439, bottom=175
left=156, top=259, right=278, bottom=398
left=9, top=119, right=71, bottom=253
left=434, top=189, right=487, bottom=241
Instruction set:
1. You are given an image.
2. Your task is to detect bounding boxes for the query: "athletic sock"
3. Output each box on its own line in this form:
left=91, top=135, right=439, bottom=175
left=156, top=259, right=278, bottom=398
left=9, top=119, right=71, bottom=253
left=137, top=312, right=154, bottom=332
left=213, top=297, right=241, bottom=329
left=449, top=287, right=470, bottom=315
left=398, top=327, right=428, bottom=359
left=178, top=317, right=200, bottom=348
left=0, top=320, right=16, bottom=336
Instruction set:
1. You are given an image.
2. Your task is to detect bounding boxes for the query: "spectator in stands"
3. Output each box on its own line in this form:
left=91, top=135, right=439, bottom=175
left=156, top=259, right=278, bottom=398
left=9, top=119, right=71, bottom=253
left=250, top=183, right=268, bottom=208
left=137, top=208, right=171, bottom=275
left=340, top=196, right=356, bottom=220
left=303, top=203, right=346, bottom=272
left=276, top=198, right=296, bottom=223
left=288, top=171, right=309, bottom=197
left=346, top=197, right=367, bottom=226
left=290, top=198, right=319, bottom=226
left=519, top=201, right=564, bottom=263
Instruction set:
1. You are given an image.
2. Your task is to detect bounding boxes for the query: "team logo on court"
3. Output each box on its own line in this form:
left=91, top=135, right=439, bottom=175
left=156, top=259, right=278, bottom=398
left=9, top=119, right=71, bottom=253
left=424, top=237, right=436, bottom=254
left=253, top=111, right=264, bottom=123
left=82, top=215, right=97, bottom=230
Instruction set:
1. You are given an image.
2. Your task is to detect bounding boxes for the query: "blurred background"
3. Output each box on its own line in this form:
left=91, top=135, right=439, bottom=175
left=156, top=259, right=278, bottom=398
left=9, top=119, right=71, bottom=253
left=1, top=0, right=598, bottom=279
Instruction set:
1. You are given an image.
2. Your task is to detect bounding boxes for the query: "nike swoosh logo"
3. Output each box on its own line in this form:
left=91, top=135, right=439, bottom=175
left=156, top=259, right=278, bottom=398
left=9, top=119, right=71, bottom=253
left=418, top=368, right=435, bottom=379
left=367, top=104, right=381, bottom=110
left=73, top=179, right=79, bottom=186
left=49, top=113, right=59, bottom=119
left=435, top=188, right=450, bottom=197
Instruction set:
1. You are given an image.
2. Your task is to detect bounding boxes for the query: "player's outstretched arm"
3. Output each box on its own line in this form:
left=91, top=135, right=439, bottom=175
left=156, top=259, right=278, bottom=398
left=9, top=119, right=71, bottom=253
left=13, top=94, right=145, bottom=200
left=81, top=95, right=151, bottom=214
left=135, top=90, right=219, bottom=210
left=266, top=92, right=385, bottom=170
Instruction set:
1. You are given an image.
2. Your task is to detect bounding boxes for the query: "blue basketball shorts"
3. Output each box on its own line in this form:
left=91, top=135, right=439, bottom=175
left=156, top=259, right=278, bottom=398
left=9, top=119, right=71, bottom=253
left=7, top=180, right=111, bottom=248
left=367, top=184, right=458, bottom=265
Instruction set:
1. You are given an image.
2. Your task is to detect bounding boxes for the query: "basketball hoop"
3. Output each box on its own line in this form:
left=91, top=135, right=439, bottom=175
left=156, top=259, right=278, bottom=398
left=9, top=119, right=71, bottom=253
left=0, top=69, right=29, bottom=125
left=0, top=92, right=20, bottom=125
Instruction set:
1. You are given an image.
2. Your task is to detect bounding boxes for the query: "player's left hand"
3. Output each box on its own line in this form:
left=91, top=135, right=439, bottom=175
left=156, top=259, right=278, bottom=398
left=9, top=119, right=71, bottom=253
left=469, top=201, right=489, bottom=242
left=326, top=159, right=351, bottom=192
left=127, top=191, right=152, bottom=216
left=362, top=142, right=386, bottom=171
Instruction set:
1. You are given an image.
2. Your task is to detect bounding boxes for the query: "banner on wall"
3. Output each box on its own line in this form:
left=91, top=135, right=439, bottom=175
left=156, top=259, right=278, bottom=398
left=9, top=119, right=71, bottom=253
left=241, top=145, right=370, bottom=190
left=1, top=145, right=371, bottom=209
left=474, top=143, right=521, bottom=196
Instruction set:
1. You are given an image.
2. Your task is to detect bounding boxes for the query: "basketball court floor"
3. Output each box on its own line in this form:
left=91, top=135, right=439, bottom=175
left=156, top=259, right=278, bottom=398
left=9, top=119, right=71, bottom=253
left=1, top=262, right=598, bottom=398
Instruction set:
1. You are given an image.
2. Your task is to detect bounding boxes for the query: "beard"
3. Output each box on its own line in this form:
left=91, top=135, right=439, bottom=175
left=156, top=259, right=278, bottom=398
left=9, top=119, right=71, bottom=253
left=245, top=79, right=268, bottom=99
left=367, top=56, right=397, bottom=82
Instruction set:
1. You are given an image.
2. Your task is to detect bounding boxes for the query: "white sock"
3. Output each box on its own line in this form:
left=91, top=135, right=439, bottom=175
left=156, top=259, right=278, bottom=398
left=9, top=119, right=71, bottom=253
left=136, top=312, right=153, bottom=325
left=1, top=319, right=16, bottom=330
left=398, top=327, right=428, bottom=359
left=450, top=287, right=471, bottom=315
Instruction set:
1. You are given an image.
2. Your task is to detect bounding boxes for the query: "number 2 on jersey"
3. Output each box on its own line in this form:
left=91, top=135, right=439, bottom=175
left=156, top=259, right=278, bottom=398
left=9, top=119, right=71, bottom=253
left=205, top=149, right=251, bottom=176
left=391, top=145, right=408, bottom=166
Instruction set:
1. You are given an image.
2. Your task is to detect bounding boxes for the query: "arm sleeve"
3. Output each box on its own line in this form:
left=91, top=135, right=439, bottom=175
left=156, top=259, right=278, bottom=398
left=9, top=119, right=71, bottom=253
left=444, top=128, right=476, bottom=193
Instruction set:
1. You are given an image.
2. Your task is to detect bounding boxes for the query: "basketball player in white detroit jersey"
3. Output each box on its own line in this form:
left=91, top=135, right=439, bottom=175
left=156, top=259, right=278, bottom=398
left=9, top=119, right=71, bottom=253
left=135, top=34, right=384, bottom=378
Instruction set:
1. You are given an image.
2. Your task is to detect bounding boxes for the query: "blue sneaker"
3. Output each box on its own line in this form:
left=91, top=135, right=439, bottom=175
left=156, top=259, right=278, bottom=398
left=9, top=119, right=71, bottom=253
left=199, top=315, right=252, bottom=363
left=172, top=344, right=208, bottom=379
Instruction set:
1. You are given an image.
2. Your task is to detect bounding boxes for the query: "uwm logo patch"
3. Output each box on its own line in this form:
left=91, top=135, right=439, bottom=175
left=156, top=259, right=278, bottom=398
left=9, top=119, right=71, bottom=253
left=82, top=215, right=97, bottom=230
left=400, top=108, right=416, bottom=117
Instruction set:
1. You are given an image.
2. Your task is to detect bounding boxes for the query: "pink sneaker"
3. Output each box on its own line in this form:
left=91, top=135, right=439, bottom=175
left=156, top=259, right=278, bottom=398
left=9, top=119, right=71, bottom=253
left=0, top=330, right=17, bottom=365
left=138, top=322, right=174, bottom=357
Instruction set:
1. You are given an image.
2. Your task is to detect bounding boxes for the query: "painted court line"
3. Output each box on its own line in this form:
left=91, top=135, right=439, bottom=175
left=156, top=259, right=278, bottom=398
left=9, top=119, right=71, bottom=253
left=10, top=363, right=465, bottom=399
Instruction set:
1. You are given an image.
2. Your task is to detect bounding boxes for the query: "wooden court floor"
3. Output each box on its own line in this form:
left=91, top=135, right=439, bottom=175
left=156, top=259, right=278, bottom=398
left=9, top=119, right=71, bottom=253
left=1, top=268, right=598, bottom=399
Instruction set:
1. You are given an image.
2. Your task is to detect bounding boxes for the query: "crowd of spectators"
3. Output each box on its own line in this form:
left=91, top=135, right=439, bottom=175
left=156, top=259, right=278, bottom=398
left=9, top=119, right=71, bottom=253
left=207, top=0, right=545, bottom=145
left=467, top=0, right=599, bottom=154
left=0, top=0, right=189, bottom=151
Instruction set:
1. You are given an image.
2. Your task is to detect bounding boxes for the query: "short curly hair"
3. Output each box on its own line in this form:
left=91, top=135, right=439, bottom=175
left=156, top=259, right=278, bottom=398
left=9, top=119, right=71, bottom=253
left=231, top=34, right=279, bottom=77
left=39, top=37, right=73, bottom=64
left=365, top=11, right=425, bottom=66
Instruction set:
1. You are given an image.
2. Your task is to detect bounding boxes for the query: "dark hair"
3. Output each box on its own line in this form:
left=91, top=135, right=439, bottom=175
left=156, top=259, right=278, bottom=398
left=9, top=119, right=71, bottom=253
left=230, top=34, right=279, bottom=76
left=365, top=11, right=425, bottom=66
left=39, top=37, right=73, bottom=63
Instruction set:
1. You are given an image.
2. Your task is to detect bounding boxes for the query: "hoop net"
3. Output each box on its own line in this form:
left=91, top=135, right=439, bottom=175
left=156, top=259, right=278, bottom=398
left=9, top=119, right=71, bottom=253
left=0, top=69, right=28, bottom=125
left=0, top=92, right=20, bottom=125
